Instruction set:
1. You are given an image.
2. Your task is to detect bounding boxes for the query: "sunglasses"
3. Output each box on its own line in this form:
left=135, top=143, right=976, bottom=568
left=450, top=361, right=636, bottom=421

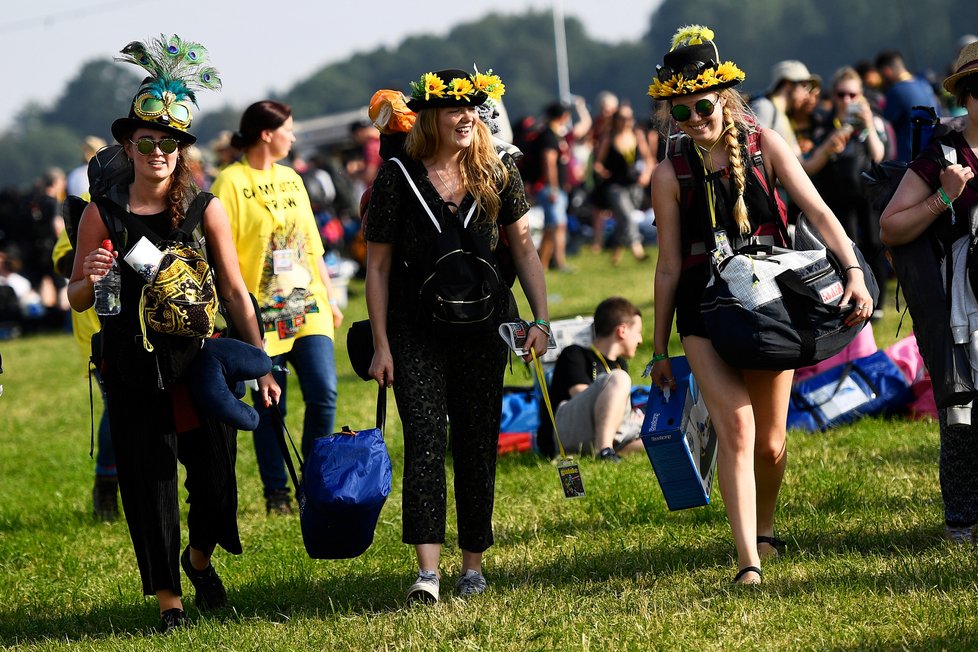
left=835, top=91, right=859, bottom=99
left=656, top=59, right=717, bottom=84
left=670, top=97, right=718, bottom=122
left=130, top=137, right=179, bottom=155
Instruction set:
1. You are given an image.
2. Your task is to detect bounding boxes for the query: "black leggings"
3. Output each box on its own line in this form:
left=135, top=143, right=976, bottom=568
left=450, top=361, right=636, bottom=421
left=389, top=325, right=509, bottom=553
left=105, top=374, right=241, bottom=596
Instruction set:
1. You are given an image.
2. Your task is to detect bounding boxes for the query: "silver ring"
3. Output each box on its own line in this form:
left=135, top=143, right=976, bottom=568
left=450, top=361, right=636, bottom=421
left=857, top=304, right=866, bottom=310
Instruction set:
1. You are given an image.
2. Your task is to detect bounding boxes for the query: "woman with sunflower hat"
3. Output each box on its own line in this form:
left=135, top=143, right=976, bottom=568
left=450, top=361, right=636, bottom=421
left=647, top=26, right=873, bottom=584
left=67, top=36, right=279, bottom=631
left=364, top=67, right=549, bottom=603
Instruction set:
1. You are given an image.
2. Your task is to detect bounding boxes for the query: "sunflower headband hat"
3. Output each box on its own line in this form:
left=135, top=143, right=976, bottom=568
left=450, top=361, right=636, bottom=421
left=647, top=25, right=745, bottom=100
left=407, top=66, right=505, bottom=111
left=111, top=34, right=222, bottom=145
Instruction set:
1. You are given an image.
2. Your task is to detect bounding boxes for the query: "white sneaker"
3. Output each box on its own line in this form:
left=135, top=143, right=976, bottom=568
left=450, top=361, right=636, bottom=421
left=455, top=569, right=488, bottom=597
left=406, top=570, right=440, bottom=604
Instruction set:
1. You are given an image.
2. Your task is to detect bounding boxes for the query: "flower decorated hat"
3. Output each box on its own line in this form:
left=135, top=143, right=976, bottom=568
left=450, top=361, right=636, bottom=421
left=647, top=25, right=745, bottom=100
left=407, top=67, right=505, bottom=111
left=111, top=34, right=222, bottom=145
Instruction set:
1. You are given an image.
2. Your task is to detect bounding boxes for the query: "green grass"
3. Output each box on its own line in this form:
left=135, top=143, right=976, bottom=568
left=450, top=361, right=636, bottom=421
left=2, top=247, right=977, bottom=651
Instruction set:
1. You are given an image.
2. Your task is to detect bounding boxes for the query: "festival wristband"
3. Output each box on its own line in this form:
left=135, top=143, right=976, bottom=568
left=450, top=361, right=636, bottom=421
left=651, top=352, right=668, bottom=363
left=937, top=187, right=952, bottom=207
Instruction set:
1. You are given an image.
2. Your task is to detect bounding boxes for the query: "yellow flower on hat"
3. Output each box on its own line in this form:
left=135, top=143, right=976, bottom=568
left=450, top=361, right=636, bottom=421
left=473, top=68, right=506, bottom=102
left=671, top=25, right=715, bottom=50
left=411, top=72, right=447, bottom=101
left=447, top=77, right=475, bottom=101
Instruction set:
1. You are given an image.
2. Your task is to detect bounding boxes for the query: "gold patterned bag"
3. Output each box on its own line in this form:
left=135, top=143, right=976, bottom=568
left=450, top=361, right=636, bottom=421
left=137, top=241, right=218, bottom=351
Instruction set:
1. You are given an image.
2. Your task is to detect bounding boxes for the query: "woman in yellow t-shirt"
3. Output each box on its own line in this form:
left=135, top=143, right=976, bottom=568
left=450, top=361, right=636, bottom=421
left=212, top=100, right=344, bottom=515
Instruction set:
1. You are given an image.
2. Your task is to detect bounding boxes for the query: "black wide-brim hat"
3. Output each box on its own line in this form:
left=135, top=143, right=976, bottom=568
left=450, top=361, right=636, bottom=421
left=111, top=115, right=197, bottom=146
left=406, top=68, right=489, bottom=111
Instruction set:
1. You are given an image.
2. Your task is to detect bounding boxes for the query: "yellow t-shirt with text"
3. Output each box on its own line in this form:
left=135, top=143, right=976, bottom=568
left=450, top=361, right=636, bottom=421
left=212, top=161, right=333, bottom=357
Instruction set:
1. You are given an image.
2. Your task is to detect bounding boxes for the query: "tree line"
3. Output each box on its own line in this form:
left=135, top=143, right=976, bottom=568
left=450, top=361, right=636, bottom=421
left=1, top=0, right=973, bottom=188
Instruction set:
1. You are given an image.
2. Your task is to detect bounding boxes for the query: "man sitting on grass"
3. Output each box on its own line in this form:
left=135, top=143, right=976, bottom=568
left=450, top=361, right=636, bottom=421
left=538, top=297, right=646, bottom=462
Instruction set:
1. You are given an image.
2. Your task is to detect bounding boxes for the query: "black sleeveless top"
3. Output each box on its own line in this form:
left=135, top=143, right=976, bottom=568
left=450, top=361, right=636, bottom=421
left=674, top=136, right=784, bottom=339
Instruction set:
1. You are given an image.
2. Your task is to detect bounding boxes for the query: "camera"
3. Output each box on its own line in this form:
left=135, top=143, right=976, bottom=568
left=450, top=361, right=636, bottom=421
left=844, top=102, right=864, bottom=129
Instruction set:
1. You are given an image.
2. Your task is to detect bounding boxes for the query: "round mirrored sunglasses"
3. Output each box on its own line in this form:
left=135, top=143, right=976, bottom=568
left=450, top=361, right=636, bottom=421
left=130, top=137, right=179, bottom=155
left=670, top=97, right=718, bottom=122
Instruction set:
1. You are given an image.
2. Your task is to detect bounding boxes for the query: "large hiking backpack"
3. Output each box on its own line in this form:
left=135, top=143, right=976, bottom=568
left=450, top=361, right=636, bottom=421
left=389, top=157, right=505, bottom=330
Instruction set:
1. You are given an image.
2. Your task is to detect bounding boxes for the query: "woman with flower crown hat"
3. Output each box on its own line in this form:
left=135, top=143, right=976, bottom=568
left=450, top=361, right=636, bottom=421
left=647, top=26, right=873, bottom=584
left=364, top=67, right=549, bottom=603
left=67, top=35, right=279, bottom=631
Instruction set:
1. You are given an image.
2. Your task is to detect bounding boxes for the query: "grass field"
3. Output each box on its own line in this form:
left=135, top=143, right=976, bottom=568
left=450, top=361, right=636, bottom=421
left=1, top=246, right=976, bottom=651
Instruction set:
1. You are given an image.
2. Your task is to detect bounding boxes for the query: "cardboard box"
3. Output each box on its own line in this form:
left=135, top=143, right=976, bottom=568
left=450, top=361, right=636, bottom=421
left=641, top=356, right=718, bottom=510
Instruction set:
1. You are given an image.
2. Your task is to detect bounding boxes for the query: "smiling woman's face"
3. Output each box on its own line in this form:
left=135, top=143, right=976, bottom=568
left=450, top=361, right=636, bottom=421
left=125, top=127, right=181, bottom=181
left=670, top=91, right=725, bottom=144
left=436, top=106, right=478, bottom=152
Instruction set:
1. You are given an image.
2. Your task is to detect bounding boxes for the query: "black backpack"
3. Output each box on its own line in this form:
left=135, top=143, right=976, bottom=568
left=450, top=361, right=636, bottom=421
left=389, top=157, right=504, bottom=330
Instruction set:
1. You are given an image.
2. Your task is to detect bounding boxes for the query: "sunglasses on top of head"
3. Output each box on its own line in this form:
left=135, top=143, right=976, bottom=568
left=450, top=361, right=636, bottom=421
left=670, top=96, right=719, bottom=122
left=129, top=137, right=180, bottom=155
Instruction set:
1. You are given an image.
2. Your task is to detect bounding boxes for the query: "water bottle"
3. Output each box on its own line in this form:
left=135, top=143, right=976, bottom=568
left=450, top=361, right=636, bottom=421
left=94, top=239, right=121, bottom=316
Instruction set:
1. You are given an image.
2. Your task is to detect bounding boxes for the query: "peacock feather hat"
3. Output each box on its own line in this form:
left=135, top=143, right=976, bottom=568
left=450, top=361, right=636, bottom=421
left=111, top=34, right=222, bottom=145
left=647, top=25, right=745, bottom=100
left=407, top=66, right=505, bottom=111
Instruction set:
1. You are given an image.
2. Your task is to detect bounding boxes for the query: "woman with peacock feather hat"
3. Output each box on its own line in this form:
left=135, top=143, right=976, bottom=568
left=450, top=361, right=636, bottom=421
left=67, top=34, right=280, bottom=632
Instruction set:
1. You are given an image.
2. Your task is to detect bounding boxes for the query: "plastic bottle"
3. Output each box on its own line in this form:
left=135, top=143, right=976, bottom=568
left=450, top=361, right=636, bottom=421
left=94, top=239, right=121, bottom=316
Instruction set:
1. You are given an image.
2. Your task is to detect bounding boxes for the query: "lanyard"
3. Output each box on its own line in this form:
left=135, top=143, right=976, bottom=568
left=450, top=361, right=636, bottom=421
left=531, top=349, right=568, bottom=459
left=590, top=344, right=612, bottom=374
left=692, top=125, right=734, bottom=231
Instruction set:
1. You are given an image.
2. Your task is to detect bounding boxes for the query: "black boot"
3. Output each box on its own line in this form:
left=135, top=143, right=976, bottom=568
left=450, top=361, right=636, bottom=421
left=92, top=474, right=119, bottom=522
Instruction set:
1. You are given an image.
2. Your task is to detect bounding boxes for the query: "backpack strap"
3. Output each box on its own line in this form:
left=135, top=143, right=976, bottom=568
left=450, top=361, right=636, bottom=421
left=744, top=128, right=790, bottom=246
left=389, top=157, right=478, bottom=231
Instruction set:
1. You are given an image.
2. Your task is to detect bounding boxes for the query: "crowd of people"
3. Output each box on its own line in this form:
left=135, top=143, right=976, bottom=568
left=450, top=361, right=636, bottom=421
left=2, top=23, right=977, bottom=634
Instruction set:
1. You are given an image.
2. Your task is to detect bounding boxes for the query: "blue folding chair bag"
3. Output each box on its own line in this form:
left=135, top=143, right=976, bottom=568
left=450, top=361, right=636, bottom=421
left=276, top=385, right=392, bottom=560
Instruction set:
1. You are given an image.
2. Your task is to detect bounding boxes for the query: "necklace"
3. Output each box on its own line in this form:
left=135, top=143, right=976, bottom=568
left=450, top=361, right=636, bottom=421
left=430, top=164, right=461, bottom=199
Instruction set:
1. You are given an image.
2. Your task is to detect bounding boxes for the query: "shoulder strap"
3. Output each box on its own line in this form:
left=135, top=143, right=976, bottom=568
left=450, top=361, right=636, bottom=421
left=744, top=129, right=790, bottom=244
left=389, top=157, right=478, bottom=231
left=91, top=197, right=130, bottom=253
left=668, top=135, right=696, bottom=215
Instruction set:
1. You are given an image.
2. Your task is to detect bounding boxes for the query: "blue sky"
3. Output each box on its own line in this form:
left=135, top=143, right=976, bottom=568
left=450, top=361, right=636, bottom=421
left=2, top=1, right=661, bottom=132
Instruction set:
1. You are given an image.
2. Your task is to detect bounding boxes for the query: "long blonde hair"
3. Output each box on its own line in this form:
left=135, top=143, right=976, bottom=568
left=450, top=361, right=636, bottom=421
left=657, top=88, right=755, bottom=235
left=405, top=109, right=509, bottom=222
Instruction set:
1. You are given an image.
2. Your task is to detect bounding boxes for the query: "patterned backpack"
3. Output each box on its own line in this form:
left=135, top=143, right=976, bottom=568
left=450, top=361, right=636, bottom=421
left=97, top=192, right=219, bottom=352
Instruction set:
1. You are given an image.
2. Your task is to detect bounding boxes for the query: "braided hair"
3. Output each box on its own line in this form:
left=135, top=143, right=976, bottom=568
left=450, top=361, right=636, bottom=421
left=722, top=100, right=751, bottom=235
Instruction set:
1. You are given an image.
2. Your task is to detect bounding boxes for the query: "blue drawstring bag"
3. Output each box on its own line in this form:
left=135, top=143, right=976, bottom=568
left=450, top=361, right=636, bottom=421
left=275, top=386, right=392, bottom=559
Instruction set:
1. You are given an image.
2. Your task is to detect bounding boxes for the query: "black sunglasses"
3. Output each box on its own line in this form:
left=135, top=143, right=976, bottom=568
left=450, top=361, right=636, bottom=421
left=656, top=59, right=717, bottom=83
left=670, top=97, right=719, bottom=122
left=130, top=137, right=179, bottom=155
